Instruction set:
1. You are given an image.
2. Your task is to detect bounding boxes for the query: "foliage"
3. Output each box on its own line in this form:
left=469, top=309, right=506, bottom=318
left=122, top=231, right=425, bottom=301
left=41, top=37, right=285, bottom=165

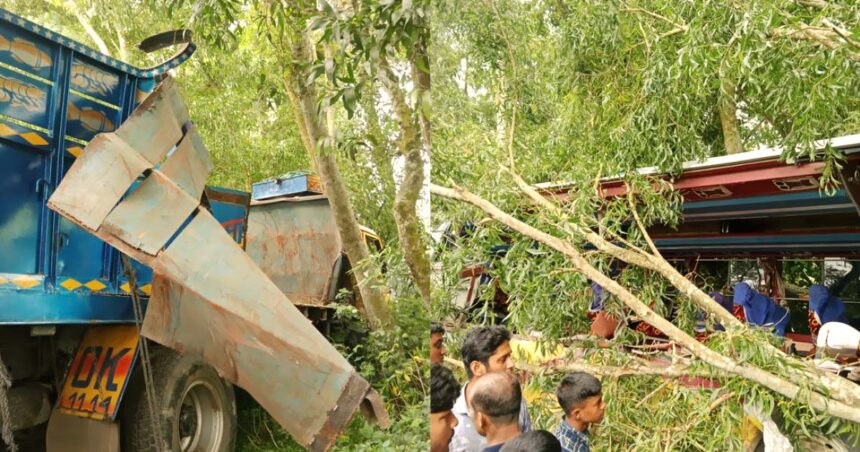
left=432, top=0, right=860, bottom=448
left=522, top=365, right=745, bottom=451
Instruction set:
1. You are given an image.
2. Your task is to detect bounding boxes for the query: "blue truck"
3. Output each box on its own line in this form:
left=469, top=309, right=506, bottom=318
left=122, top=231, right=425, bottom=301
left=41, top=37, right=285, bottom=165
left=0, top=8, right=385, bottom=451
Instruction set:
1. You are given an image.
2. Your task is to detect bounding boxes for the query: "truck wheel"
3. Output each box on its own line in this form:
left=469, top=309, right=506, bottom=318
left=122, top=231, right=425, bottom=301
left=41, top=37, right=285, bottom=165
left=119, top=347, right=236, bottom=452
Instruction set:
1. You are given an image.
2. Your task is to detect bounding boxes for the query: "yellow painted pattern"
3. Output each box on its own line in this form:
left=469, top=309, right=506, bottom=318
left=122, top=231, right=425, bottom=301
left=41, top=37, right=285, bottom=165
left=0, top=34, right=52, bottom=70
left=0, top=276, right=7, bottom=285
left=0, top=121, right=49, bottom=146
left=67, top=102, right=114, bottom=133
left=58, top=278, right=109, bottom=292
left=67, top=146, right=83, bottom=157
left=119, top=282, right=151, bottom=295
left=11, top=275, right=40, bottom=289
left=59, top=278, right=82, bottom=291
left=741, top=415, right=764, bottom=447
left=19, top=131, right=47, bottom=145
left=84, top=280, right=106, bottom=292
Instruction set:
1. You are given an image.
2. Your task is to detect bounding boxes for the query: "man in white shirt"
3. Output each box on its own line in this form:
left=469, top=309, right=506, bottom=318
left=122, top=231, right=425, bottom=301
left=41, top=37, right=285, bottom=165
left=450, top=326, right=532, bottom=452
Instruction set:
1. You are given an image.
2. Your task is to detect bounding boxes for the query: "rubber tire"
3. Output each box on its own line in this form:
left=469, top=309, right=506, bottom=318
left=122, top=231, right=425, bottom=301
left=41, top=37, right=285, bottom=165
left=118, top=346, right=236, bottom=452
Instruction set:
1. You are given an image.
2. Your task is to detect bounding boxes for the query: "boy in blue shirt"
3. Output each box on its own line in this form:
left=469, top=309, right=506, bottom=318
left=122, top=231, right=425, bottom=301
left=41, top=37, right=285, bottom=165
left=553, top=372, right=606, bottom=452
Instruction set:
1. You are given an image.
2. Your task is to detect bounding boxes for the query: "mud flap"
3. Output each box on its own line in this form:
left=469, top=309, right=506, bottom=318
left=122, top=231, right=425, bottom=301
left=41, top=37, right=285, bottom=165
left=47, top=76, right=388, bottom=450
left=46, top=409, right=119, bottom=452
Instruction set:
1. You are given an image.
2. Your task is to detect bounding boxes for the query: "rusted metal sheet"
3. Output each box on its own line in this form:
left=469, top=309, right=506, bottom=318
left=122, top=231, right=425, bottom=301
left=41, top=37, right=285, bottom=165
left=245, top=198, right=342, bottom=307
left=113, top=77, right=184, bottom=165
left=101, top=171, right=198, bottom=255
left=144, top=213, right=386, bottom=447
left=46, top=75, right=388, bottom=451
left=160, top=124, right=212, bottom=200
left=48, top=133, right=151, bottom=231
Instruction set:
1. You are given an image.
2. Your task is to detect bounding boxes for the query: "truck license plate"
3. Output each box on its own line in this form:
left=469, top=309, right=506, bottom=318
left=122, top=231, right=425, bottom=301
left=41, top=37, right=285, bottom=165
left=57, top=325, right=139, bottom=420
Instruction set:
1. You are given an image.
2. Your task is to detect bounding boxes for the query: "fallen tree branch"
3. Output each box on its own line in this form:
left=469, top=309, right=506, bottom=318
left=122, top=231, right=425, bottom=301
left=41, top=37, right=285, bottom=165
left=517, top=361, right=716, bottom=380
left=432, top=182, right=860, bottom=423
left=638, top=379, right=674, bottom=407
left=796, top=0, right=833, bottom=8
left=504, top=168, right=860, bottom=407
left=770, top=25, right=860, bottom=63
left=504, top=166, right=741, bottom=329
left=670, top=391, right=735, bottom=433
left=626, top=184, right=662, bottom=258
left=620, top=7, right=689, bottom=32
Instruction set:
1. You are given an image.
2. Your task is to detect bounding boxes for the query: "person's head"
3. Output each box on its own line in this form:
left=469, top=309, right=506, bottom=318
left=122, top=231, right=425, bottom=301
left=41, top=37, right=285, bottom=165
left=431, top=322, right=447, bottom=365
left=556, top=372, right=605, bottom=428
left=461, top=326, right=513, bottom=379
left=431, top=364, right=460, bottom=452
left=500, top=430, right=562, bottom=452
left=467, top=372, right=521, bottom=438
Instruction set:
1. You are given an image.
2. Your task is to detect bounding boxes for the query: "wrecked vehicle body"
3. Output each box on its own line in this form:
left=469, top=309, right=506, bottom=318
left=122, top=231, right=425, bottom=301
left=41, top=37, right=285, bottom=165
left=0, top=8, right=386, bottom=451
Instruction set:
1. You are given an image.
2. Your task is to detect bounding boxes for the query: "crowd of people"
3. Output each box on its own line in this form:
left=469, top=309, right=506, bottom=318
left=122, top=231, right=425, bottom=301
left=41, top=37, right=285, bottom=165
left=430, top=280, right=860, bottom=451
left=430, top=323, right=604, bottom=452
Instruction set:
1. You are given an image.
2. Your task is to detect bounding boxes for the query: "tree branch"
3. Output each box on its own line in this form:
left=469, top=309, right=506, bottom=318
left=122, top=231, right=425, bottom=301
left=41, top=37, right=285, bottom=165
left=517, top=361, right=716, bottom=379
left=626, top=184, right=662, bottom=258
left=487, top=0, right=519, bottom=169
left=669, top=391, right=735, bottom=433
left=771, top=25, right=860, bottom=63
left=504, top=166, right=742, bottom=328
left=65, top=2, right=110, bottom=55
left=432, top=182, right=860, bottom=423
left=286, top=33, right=391, bottom=328
left=620, top=7, right=688, bottom=33
left=501, top=169, right=860, bottom=406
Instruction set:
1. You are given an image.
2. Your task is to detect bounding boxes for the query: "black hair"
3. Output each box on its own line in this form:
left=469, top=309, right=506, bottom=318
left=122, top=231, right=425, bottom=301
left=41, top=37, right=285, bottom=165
left=431, top=321, right=445, bottom=335
left=431, top=364, right=460, bottom=413
left=470, top=372, right=521, bottom=425
left=556, top=372, right=602, bottom=416
left=460, top=326, right=512, bottom=378
left=500, top=430, right=562, bottom=452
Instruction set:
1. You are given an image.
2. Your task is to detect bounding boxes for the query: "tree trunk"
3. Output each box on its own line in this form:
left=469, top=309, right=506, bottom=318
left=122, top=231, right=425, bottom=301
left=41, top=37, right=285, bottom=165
left=380, top=56, right=432, bottom=310
left=287, top=34, right=390, bottom=328
left=718, top=76, right=744, bottom=155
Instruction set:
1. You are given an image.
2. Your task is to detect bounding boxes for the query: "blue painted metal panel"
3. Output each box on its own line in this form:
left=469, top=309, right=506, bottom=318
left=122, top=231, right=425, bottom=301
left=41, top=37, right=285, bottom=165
left=65, top=93, right=120, bottom=142
left=210, top=198, right=248, bottom=245
left=0, top=144, right=47, bottom=275
left=0, top=25, right=55, bottom=80
left=251, top=172, right=321, bottom=201
left=0, top=290, right=143, bottom=324
left=655, top=232, right=860, bottom=253
left=0, top=65, right=52, bottom=131
left=683, top=190, right=853, bottom=220
left=56, top=152, right=108, bottom=289
left=0, top=8, right=193, bottom=324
